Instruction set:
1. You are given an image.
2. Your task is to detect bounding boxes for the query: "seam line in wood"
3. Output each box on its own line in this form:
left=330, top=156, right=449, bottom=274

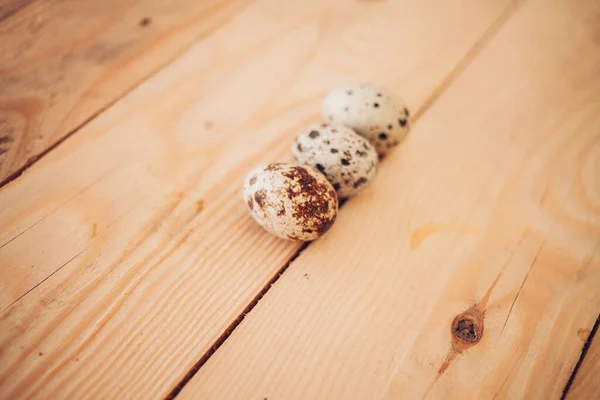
left=561, top=315, right=600, bottom=399
left=0, top=0, right=255, bottom=190
left=410, top=0, right=526, bottom=123
left=0, top=0, right=38, bottom=24
left=164, top=242, right=310, bottom=400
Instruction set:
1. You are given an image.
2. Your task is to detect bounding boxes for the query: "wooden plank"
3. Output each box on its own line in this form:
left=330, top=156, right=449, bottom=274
left=0, top=0, right=515, bottom=398
left=0, top=0, right=248, bottom=185
left=567, top=321, right=600, bottom=399
left=178, top=0, right=600, bottom=398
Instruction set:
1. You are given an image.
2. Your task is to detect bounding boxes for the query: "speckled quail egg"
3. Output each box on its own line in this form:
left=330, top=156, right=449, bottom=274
left=292, top=123, right=378, bottom=198
left=322, top=84, right=410, bottom=157
left=243, top=163, right=338, bottom=241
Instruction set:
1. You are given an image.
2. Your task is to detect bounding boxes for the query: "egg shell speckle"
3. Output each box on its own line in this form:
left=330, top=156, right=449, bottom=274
left=243, top=163, right=338, bottom=241
left=322, top=84, right=410, bottom=156
left=292, top=123, right=378, bottom=198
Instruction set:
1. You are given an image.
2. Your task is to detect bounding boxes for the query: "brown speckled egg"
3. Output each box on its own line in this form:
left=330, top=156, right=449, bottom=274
left=243, top=163, right=338, bottom=241
left=322, top=84, right=410, bottom=157
left=292, top=123, right=378, bottom=198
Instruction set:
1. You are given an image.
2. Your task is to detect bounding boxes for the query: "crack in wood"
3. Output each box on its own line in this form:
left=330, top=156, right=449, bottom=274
left=493, top=347, right=526, bottom=399
left=421, top=233, right=530, bottom=400
left=0, top=163, right=121, bottom=251
left=499, top=242, right=544, bottom=339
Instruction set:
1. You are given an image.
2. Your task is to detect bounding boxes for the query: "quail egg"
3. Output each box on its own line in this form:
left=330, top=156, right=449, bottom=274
left=322, top=84, right=410, bottom=156
left=292, top=123, right=378, bottom=198
left=243, top=163, right=338, bottom=241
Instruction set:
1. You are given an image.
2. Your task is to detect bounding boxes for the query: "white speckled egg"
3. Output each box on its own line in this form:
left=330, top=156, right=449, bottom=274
left=243, top=163, right=338, bottom=241
left=322, top=84, right=410, bottom=156
left=292, top=123, right=378, bottom=198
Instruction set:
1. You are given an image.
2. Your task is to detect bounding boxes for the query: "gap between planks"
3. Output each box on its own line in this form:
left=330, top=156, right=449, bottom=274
left=163, top=0, right=530, bottom=397
left=0, top=0, right=36, bottom=23
left=561, top=315, right=600, bottom=399
left=164, top=242, right=309, bottom=400
left=0, top=0, right=256, bottom=190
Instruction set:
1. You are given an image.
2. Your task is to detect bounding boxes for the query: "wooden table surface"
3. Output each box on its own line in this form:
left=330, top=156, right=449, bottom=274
left=0, top=0, right=599, bottom=399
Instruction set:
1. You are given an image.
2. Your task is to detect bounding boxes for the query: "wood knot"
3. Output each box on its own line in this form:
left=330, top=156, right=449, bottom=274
left=453, top=318, right=478, bottom=342
left=451, top=307, right=483, bottom=347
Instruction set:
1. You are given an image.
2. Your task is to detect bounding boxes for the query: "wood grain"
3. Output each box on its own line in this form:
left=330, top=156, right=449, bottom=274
left=567, top=322, right=600, bottom=399
left=0, top=0, right=249, bottom=185
left=178, top=0, right=600, bottom=398
left=0, top=0, right=514, bottom=398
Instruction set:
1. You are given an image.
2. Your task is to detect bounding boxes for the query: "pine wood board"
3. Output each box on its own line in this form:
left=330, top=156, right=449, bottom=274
left=178, top=0, right=600, bottom=398
left=0, top=0, right=516, bottom=398
left=567, top=321, right=600, bottom=399
left=0, top=0, right=249, bottom=185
